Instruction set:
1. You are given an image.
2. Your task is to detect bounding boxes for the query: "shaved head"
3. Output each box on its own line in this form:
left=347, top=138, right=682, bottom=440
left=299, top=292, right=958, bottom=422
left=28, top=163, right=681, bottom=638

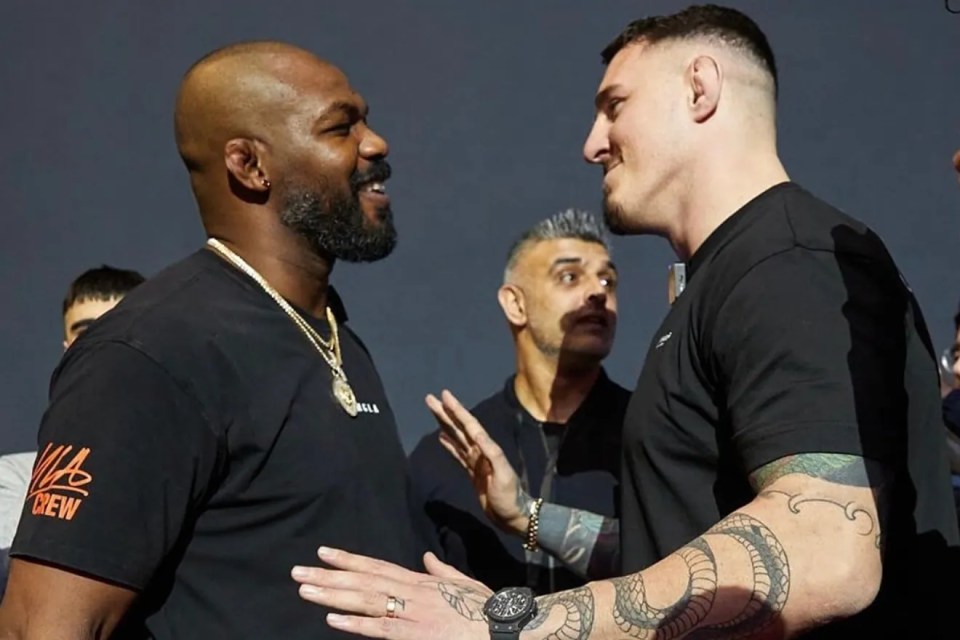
left=173, top=41, right=397, bottom=263
left=174, top=41, right=340, bottom=175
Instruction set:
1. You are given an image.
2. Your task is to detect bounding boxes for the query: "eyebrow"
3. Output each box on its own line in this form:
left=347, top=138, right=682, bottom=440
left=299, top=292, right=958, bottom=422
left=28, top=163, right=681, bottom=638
left=549, top=257, right=618, bottom=272
left=316, top=100, right=368, bottom=126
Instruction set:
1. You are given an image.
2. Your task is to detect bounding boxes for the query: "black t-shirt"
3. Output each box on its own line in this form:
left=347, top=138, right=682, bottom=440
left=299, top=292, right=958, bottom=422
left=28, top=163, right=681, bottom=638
left=621, top=182, right=960, bottom=638
left=11, top=249, right=424, bottom=639
left=408, top=370, right=629, bottom=594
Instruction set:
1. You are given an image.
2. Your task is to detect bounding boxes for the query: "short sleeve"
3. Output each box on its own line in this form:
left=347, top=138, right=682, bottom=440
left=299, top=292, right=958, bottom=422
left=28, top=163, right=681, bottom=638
left=10, top=341, right=222, bottom=590
left=712, top=247, right=906, bottom=473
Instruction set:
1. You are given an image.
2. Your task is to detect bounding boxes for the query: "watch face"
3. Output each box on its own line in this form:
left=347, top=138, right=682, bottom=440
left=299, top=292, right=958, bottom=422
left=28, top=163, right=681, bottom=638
left=485, top=588, right=533, bottom=622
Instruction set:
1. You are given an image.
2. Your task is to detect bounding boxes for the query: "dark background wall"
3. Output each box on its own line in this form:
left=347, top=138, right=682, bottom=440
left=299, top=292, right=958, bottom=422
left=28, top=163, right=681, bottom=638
left=1, top=1, right=958, bottom=453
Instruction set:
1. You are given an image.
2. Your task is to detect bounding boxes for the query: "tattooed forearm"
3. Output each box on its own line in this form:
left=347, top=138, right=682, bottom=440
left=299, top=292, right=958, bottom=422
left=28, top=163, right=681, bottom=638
left=612, top=540, right=716, bottom=639
left=435, top=582, right=489, bottom=622
left=608, top=514, right=788, bottom=640
left=536, top=504, right=621, bottom=579
left=692, top=514, right=790, bottom=639
left=528, top=585, right=595, bottom=640
left=517, top=512, right=790, bottom=640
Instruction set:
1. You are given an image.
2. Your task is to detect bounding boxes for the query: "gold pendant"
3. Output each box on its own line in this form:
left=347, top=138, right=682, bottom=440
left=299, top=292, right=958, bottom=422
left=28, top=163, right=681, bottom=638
left=332, top=376, right=358, bottom=417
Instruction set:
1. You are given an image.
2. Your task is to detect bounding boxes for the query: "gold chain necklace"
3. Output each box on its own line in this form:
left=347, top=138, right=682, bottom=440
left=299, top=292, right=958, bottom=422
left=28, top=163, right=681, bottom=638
left=205, top=238, right=358, bottom=418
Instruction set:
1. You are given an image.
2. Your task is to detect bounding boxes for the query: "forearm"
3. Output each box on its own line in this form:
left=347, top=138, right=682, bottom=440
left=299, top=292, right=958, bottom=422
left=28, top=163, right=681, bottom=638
left=0, top=560, right=135, bottom=640
left=522, top=485, right=882, bottom=640
left=0, top=603, right=102, bottom=640
left=523, top=511, right=787, bottom=640
left=535, top=504, right=620, bottom=580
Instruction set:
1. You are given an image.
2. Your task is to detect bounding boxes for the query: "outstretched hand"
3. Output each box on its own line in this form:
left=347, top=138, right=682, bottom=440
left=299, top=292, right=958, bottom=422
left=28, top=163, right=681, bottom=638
left=293, top=547, right=491, bottom=640
left=425, top=390, right=533, bottom=536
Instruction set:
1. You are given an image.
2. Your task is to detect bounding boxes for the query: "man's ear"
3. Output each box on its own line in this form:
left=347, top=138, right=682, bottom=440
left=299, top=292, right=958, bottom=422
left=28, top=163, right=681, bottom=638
left=497, top=284, right=527, bottom=327
left=225, top=138, right=271, bottom=193
left=687, top=55, right=722, bottom=123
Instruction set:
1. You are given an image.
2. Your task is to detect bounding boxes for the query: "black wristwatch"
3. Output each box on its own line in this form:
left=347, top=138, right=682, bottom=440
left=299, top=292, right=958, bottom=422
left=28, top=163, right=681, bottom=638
left=483, top=586, right=538, bottom=640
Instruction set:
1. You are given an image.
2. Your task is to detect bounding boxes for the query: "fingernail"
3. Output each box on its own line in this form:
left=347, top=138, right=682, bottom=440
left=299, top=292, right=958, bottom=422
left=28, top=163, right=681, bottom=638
left=317, top=546, right=332, bottom=557
left=300, top=585, right=321, bottom=596
left=327, top=613, right=348, bottom=626
left=291, top=566, right=308, bottom=579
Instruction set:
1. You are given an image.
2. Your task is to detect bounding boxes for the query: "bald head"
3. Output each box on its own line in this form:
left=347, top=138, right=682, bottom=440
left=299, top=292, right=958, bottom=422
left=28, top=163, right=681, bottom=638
left=173, top=41, right=396, bottom=264
left=174, top=41, right=343, bottom=175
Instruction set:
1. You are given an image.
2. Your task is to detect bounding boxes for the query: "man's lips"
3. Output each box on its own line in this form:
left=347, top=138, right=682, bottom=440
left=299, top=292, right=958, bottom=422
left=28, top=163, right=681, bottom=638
left=575, top=311, right=611, bottom=328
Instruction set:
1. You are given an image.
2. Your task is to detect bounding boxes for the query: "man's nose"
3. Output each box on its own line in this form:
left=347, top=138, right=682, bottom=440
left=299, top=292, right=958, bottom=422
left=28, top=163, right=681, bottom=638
left=360, top=125, right=389, bottom=159
left=583, top=118, right=610, bottom=165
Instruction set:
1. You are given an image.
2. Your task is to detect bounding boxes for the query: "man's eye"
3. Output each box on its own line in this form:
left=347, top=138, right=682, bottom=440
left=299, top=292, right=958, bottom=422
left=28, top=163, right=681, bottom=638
left=560, top=272, right=577, bottom=284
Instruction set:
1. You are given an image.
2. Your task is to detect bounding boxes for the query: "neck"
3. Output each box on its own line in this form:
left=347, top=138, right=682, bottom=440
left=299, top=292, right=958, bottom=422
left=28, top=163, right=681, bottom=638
left=513, top=349, right=601, bottom=424
left=206, top=230, right=334, bottom=318
left=669, top=143, right=789, bottom=260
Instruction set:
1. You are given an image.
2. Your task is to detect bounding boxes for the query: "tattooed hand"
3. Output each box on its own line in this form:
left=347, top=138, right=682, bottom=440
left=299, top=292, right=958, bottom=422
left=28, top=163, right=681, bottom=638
left=293, top=547, right=491, bottom=640
left=426, top=389, right=534, bottom=535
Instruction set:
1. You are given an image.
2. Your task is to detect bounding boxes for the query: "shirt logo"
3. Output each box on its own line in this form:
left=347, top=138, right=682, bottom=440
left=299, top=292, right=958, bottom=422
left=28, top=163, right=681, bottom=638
left=655, top=332, right=673, bottom=349
left=356, top=402, right=380, bottom=414
left=27, top=442, right=92, bottom=521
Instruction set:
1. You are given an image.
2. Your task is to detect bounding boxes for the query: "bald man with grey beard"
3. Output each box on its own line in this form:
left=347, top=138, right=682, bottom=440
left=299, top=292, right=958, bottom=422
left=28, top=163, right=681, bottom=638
left=0, top=41, right=422, bottom=640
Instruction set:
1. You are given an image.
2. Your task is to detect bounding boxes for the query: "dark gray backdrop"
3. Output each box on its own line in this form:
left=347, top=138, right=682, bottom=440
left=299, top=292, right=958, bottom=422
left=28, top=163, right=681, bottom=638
left=1, top=1, right=958, bottom=453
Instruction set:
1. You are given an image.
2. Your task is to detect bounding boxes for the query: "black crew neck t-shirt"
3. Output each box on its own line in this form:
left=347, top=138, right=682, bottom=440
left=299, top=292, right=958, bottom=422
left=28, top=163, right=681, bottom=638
left=11, top=249, right=424, bottom=639
left=621, top=182, right=959, bottom=638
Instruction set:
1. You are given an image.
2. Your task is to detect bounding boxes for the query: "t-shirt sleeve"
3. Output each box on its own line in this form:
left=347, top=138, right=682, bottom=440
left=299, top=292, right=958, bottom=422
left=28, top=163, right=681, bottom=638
left=712, top=247, right=906, bottom=474
left=10, top=340, right=222, bottom=590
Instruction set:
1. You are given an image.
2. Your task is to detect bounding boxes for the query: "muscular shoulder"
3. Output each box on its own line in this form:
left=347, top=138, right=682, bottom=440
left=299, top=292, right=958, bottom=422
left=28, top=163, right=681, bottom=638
left=702, top=185, right=895, bottom=300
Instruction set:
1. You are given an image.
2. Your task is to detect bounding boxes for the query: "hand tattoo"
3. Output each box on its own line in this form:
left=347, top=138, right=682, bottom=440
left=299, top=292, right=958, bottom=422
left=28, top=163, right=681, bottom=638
left=435, top=583, right=489, bottom=622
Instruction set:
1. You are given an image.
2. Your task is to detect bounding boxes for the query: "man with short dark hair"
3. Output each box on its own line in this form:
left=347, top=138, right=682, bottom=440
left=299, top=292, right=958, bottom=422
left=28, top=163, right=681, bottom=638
left=409, top=209, right=629, bottom=594
left=292, top=6, right=959, bottom=639
left=0, top=41, right=422, bottom=639
left=0, top=264, right=144, bottom=601
left=61, top=265, right=146, bottom=349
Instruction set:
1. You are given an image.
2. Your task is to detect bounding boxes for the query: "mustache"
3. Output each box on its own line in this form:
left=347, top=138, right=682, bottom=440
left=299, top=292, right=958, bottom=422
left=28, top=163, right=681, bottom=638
left=350, top=161, right=392, bottom=191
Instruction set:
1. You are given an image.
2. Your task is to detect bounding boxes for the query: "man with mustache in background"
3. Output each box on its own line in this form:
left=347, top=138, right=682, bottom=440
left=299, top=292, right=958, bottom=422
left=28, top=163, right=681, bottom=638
left=0, top=41, right=423, bottom=639
left=409, top=209, right=630, bottom=595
